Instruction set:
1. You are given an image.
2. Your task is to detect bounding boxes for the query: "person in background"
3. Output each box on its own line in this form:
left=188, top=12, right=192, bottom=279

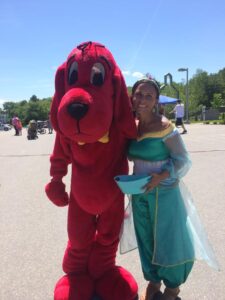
left=47, top=112, right=53, bottom=134
left=170, top=99, right=187, bottom=134
left=27, top=120, right=38, bottom=140
left=17, top=118, right=23, bottom=135
left=12, top=115, right=21, bottom=136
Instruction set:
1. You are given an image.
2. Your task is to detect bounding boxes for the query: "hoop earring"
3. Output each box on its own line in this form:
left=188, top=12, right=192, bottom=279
left=152, top=104, right=158, bottom=114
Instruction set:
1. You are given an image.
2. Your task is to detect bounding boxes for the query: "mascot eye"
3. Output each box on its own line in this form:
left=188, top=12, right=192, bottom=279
left=68, top=61, right=78, bottom=85
left=90, top=63, right=105, bottom=86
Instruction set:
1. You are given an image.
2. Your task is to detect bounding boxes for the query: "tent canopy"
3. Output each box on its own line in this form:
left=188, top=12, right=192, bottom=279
left=159, top=95, right=178, bottom=104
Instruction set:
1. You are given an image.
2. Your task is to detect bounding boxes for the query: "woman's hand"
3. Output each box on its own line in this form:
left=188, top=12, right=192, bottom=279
left=143, top=170, right=170, bottom=193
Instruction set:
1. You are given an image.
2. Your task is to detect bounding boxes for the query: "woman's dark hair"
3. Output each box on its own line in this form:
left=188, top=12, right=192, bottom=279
left=131, top=78, right=160, bottom=99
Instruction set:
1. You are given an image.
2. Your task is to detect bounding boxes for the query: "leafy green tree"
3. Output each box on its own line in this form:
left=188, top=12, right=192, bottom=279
left=3, top=102, right=17, bottom=115
left=30, top=95, right=39, bottom=102
left=211, top=93, right=225, bottom=108
left=24, top=99, right=50, bottom=124
left=1, top=96, right=52, bottom=125
left=189, top=69, right=210, bottom=107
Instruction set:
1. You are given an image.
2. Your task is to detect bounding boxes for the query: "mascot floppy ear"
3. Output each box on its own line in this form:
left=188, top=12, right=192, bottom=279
left=113, top=69, right=137, bottom=138
left=50, top=63, right=66, bottom=132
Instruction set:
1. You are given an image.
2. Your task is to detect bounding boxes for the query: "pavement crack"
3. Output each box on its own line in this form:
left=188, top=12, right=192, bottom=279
left=189, top=149, right=225, bottom=153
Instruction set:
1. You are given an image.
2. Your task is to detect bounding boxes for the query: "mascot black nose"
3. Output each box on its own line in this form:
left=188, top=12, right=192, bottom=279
left=67, top=102, right=89, bottom=120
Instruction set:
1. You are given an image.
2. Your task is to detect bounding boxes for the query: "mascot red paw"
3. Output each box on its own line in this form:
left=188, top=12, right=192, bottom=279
left=46, top=41, right=138, bottom=300
left=54, top=274, right=94, bottom=300
left=45, top=180, right=69, bottom=207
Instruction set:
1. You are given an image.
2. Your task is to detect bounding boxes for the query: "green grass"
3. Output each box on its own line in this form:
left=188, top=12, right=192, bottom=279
left=168, top=119, right=225, bottom=125
left=203, top=120, right=225, bottom=125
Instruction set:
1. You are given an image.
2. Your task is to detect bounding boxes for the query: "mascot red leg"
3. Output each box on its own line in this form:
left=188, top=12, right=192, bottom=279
left=45, top=41, right=138, bottom=300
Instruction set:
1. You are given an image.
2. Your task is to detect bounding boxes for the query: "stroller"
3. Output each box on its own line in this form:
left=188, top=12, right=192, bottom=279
left=27, top=120, right=38, bottom=140
left=37, top=120, right=47, bottom=134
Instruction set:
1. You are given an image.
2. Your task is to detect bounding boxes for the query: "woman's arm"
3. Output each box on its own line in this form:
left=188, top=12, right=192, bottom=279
left=161, top=129, right=191, bottom=179
left=144, top=129, right=191, bottom=193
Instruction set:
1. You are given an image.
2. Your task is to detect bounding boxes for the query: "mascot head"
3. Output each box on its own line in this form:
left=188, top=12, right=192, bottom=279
left=51, top=41, right=136, bottom=144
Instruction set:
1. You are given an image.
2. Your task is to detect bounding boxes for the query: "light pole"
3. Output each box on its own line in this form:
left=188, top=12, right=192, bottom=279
left=178, top=68, right=189, bottom=123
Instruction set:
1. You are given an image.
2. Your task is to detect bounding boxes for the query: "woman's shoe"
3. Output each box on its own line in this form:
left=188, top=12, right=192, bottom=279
left=181, top=130, right=187, bottom=134
left=140, top=282, right=162, bottom=300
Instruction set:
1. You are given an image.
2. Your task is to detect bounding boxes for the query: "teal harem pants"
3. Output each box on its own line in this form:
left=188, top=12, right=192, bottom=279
left=132, top=186, right=194, bottom=288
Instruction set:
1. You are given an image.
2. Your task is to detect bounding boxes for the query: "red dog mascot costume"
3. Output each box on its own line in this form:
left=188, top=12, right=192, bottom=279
left=45, top=42, right=138, bottom=300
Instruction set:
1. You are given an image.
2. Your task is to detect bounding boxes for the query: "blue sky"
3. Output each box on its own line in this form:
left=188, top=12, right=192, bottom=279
left=1, top=0, right=225, bottom=107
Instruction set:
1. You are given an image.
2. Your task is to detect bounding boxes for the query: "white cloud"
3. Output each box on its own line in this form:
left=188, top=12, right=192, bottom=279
left=122, top=70, right=145, bottom=79
left=122, top=70, right=131, bottom=76
left=132, top=72, right=145, bottom=79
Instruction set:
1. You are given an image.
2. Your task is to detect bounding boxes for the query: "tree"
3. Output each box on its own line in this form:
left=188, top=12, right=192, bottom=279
left=189, top=69, right=210, bottom=107
left=30, top=95, right=39, bottom=102
left=3, top=102, right=17, bottom=116
left=211, top=93, right=225, bottom=108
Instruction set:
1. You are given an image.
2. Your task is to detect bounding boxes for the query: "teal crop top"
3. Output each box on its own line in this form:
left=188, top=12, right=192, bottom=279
left=128, top=124, right=174, bottom=161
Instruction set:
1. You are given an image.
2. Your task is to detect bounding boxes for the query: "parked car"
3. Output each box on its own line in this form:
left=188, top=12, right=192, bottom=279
left=0, top=123, right=12, bottom=131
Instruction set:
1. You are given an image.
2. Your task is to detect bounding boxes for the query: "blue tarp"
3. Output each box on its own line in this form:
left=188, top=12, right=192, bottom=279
left=159, top=95, right=178, bottom=104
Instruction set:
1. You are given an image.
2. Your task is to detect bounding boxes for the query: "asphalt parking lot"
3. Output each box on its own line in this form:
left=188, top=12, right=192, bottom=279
left=0, top=124, right=224, bottom=300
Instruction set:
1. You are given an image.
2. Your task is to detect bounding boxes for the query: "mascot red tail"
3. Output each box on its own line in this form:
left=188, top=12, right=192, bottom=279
left=45, top=41, right=138, bottom=300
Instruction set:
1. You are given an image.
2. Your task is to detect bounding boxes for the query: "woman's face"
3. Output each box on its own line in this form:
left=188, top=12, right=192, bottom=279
left=132, top=83, right=158, bottom=118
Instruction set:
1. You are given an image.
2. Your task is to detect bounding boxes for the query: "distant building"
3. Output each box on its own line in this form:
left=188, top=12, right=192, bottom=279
left=0, top=112, right=9, bottom=124
left=202, top=107, right=221, bottom=121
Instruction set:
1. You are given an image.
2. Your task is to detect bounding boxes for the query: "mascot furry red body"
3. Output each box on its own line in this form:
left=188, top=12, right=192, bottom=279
left=45, top=42, right=138, bottom=300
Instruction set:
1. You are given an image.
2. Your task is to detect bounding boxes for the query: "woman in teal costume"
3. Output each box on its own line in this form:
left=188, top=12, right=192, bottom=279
left=126, top=78, right=218, bottom=300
